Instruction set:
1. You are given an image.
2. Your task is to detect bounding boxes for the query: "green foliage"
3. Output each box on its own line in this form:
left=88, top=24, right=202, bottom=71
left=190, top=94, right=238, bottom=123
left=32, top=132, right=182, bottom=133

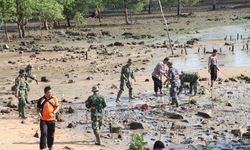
left=131, top=0, right=147, bottom=12
left=35, top=0, right=64, bottom=21
left=112, top=0, right=148, bottom=12
left=57, top=0, right=88, bottom=20
left=182, top=0, right=199, bottom=5
left=88, top=0, right=107, bottom=9
left=128, top=133, right=147, bottom=150
left=0, top=0, right=16, bottom=21
left=57, top=0, right=75, bottom=18
left=73, top=12, right=85, bottom=26
left=162, top=0, right=199, bottom=7
left=16, top=0, right=35, bottom=19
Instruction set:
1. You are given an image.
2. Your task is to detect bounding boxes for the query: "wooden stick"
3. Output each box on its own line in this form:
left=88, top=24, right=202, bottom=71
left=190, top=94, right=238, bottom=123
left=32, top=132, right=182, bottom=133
left=184, top=44, right=187, bottom=55
left=85, top=51, right=88, bottom=60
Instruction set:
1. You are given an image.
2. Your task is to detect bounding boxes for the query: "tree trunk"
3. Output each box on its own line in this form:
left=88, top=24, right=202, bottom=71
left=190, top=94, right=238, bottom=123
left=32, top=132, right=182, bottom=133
left=4, top=21, right=9, bottom=41
left=66, top=17, right=71, bottom=27
left=43, top=19, right=49, bottom=30
left=177, top=0, right=181, bottom=16
left=124, top=6, right=130, bottom=25
left=57, top=21, right=61, bottom=28
left=148, top=0, right=152, bottom=14
left=97, top=8, right=101, bottom=23
left=212, top=0, right=216, bottom=10
left=21, top=25, right=25, bottom=38
left=17, top=23, right=22, bottom=38
left=53, top=21, right=61, bottom=29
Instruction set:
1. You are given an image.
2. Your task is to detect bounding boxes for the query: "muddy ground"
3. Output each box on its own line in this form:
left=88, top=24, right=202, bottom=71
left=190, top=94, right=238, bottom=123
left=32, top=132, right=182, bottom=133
left=1, top=8, right=250, bottom=150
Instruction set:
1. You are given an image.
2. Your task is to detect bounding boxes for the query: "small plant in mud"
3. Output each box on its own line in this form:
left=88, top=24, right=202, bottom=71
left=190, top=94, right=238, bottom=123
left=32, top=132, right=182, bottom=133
left=189, top=96, right=197, bottom=105
left=204, top=140, right=212, bottom=148
left=129, top=133, right=147, bottom=150
left=213, top=96, right=229, bottom=104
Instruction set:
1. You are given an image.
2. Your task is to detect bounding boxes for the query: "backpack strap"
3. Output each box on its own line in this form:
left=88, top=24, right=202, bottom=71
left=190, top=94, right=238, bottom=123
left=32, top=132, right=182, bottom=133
left=40, top=96, right=54, bottom=116
left=47, top=99, right=56, bottom=113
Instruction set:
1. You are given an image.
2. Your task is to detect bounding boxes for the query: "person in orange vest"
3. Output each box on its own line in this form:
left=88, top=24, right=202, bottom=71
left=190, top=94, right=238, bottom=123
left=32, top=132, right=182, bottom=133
left=37, top=86, right=59, bottom=150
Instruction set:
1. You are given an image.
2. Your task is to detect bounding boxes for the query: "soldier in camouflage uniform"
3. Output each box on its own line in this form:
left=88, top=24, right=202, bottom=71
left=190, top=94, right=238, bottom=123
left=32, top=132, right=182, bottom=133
left=14, top=69, right=28, bottom=119
left=23, top=64, right=38, bottom=104
left=178, top=72, right=199, bottom=95
left=85, top=86, right=106, bottom=145
left=116, top=59, right=136, bottom=102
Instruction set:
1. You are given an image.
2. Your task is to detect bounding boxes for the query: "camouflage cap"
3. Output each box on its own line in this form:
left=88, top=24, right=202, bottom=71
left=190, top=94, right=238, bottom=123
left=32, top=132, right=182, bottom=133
left=92, top=86, right=99, bottom=92
left=27, top=64, right=33, bottom=68
left=127, top=58, right=132, bottom=64
left=19, top=68, right=25, bottom=74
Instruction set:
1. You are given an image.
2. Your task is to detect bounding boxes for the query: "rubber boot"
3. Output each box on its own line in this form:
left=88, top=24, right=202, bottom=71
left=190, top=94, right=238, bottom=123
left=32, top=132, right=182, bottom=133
left=194, top=82, right=198, bottom=95
left=20, top=100, right=26, bottom=119
left=129, top=89, right=134, bottom=100
left=18, top=103, right=21, bottom=118
left=116, top=90, right=123, bottom=102
left=190, top=83, right=193, bottom=95
left=95, top=133, right=101, bottom=145
left=21, top=105, right=26, bottom=119
left=173, top=98, right=179, bottom=107
left=170, top=99, right=175, bottom=105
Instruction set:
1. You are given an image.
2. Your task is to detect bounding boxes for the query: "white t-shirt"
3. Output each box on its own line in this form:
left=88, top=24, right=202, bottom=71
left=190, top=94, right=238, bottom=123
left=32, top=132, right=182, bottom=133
left=208, top=55, right=217, bottom=66
left=152, top=62, right=166, bottom=80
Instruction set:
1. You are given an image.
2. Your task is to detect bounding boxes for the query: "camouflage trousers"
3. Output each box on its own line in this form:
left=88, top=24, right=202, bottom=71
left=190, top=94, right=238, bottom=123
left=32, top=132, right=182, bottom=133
left=119, top=79, right=132, bottom=91
left=116, top=79, right=133, bottom=101
left=25, top=83, right=30, bottom=102
left=18, top=90, right=26, bottom=118
left=26, top=83, right=30, bottom=92
left=91, top=113, right=103, bottom=134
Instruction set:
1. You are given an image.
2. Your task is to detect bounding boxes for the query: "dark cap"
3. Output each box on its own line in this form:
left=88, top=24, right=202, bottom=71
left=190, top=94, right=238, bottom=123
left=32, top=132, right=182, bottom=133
left=163, top=57, right=169, bottom=61
left=153, top=140, right=165, bottom=149
left=27, top=64, right=33, bottom=68
left=127, top=59, right=132, bottom=64
left=19, top=68, right=25, bottom=74
left=92, top=86, right=99, bottom=92
left=167, top=61, right=173, bottom=66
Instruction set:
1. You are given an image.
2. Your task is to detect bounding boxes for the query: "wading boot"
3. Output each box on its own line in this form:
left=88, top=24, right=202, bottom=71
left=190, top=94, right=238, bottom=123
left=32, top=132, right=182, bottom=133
left=95, top=133, right=101, bottom=145
left=116, top=90, right=123, bottom=102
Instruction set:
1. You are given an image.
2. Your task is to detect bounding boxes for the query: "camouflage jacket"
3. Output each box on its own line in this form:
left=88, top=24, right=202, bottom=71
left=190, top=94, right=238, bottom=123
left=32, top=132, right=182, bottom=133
left=24, top=67, right=36, bottom=81
left=15, top=76, right=27, bottom=91
left=120, top=64, right=134, bottom=80
left=179, top=72, right=198, bottom=83
left=86, top=94, right=106, bottom=116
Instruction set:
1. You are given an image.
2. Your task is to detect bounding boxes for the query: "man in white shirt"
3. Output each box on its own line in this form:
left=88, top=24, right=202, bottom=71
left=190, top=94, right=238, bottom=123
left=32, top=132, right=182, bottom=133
left=208, top=49, right=219, bottom=87
left=152, top=57, right=169, bottom=96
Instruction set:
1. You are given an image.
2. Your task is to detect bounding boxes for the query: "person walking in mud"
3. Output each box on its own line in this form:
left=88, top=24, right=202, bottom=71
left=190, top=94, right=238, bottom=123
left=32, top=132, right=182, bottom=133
left=208, top=49, right=219, bottom=87
left=166, top=62, right=179, bottom=107
left=85, top=86, right=106, bottom=145
left=37, top=86, right=59, bottom=150
left=116, top=59, right=136, bottom=102
left=23, top=64, right=38, bottom=104
left=152, top=57, right=169, bottom=96
left=14, top=69, right=28, bottom=119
